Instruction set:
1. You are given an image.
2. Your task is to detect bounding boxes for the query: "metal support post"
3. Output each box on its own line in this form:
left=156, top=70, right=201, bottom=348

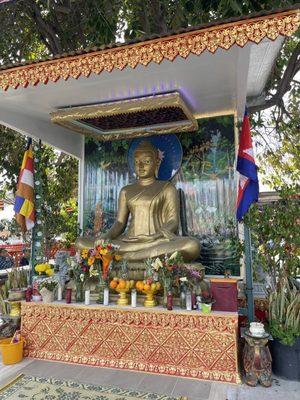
left=244, top=223, right=254, bottom=322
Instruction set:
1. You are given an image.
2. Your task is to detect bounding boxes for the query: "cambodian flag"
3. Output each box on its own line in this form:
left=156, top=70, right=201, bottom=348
left=236, top=109, right=259, bottom=221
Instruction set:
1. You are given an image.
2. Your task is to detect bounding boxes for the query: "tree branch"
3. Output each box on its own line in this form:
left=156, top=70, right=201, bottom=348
left=248, top=40, right=300, bottom=114
left=25, top=0, right=63, bottom=55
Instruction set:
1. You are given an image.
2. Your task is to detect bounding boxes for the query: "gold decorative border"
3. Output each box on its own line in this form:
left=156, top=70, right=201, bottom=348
left=50, top=92, right=198, bottom=141
left=0, top=10, right=299, bottom=91
left=21, top=302, right=240, bottom=384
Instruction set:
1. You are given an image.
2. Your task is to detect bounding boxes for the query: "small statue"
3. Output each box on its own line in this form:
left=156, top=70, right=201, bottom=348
left=76, top=140, right=200, bottom=262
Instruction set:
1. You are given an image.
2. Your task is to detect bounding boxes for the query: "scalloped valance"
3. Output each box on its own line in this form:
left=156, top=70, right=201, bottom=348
left=0, top=9, right=299, bottom=91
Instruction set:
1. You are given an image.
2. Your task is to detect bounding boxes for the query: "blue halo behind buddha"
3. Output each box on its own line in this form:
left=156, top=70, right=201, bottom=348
left=128, top=134, right=183, bottom=181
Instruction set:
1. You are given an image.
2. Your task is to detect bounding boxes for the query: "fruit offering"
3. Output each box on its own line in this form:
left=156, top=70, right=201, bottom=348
left=136, top=280, right=161, bottom=293
left=110, top=277, right=135, bottom=291
left=135, top=278, right=161, bottom=307
left=109, top=277, right=135, bottom=305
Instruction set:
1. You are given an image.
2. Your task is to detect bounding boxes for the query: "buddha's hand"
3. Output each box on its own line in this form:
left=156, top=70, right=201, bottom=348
left=123, top=233, right=161, bottom=243
left=94, top=236, right=109, bottom=247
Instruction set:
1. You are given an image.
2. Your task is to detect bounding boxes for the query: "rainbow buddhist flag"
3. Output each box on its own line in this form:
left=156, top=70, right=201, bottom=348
left=14, top=138, right=35, bottom=232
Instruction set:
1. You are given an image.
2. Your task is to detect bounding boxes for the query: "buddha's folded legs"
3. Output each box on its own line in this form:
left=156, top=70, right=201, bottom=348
left=118, top=237, right=200, bottom=262
left=75, top=236, right=200, bottom=262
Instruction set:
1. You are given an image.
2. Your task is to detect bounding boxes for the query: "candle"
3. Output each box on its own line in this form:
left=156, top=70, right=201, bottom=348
left=65, top=288, right=72, bottom=304
left=103, top=287, right=109, bottom=306
left=167, top=292, right=173, bottom=310
left=85, top=290, right=90, bottom=305
left=186, top=290, right=192, bottom=311
left=192, top=293, right=197, bottom=310
left=57, top=285, right=62, bottom=301
left=25, top=286, right=32, bottom=302
left=131, top=289, right=137, bottom=307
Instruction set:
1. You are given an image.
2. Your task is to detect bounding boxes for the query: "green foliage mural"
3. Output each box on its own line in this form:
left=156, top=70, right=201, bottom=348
left=84, top=115, right=241, bottom=275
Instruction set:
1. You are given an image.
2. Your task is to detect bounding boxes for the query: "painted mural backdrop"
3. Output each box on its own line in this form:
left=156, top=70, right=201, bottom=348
left=84, top=115, right=240, bottom=275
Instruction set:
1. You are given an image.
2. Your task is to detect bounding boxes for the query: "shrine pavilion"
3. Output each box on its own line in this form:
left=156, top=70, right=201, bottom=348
left=0, top=5, right=299, bottom=385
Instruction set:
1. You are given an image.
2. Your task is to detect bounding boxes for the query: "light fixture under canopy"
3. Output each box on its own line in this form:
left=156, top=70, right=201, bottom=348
left=50, top=92, right=198, bottom=141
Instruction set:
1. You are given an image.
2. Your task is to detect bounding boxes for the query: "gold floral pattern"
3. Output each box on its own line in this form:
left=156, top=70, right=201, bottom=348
left=21, top=302, right=240, bottom=383
left=0, top=10, right=299, bottom=91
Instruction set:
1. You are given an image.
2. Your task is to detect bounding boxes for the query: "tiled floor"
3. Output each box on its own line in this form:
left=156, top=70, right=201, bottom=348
left=0, top=358, right=299, bottom=400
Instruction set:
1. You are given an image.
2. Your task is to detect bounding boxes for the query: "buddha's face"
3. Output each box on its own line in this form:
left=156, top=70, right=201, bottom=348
left=134, top=150, right=158, bottom=179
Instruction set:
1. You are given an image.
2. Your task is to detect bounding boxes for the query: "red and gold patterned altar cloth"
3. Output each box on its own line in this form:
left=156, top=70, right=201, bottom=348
left=21, top=302, right=240, bottom=383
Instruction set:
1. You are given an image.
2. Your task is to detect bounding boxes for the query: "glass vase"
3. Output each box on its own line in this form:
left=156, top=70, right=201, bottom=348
left=163, top=277, right=172, bottom=308
left=97, top=276, right=107, bottom=304
left=75, top=281, right=84, bottom=302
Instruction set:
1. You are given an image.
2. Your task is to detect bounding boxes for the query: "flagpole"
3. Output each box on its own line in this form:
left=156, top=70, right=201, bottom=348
left=244, top=223, right=254, bottom=322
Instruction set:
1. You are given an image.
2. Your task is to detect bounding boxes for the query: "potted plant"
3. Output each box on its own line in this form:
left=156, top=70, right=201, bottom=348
left=6, top=268, right=28, bottom=301
left=201, top=290, right=215, bottom=314
left=268, top=278, right=300, bottom=380
left=245, top=190, right=299, bottom=380
left=38, top=278, right=58, bottom=303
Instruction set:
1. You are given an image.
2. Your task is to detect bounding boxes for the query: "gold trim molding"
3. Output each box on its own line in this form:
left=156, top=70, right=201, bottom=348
left=0, top=10, right=299, bottom=91
left=50, top=92, right=198, bottom=141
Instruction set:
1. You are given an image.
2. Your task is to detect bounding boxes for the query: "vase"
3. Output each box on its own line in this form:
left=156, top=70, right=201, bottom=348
left=202, top=303, right=212, bottom=314
left=97, top=276, right=107, bottom=304
left=40, top=288, right=55, bottom=304
left=75, top=281, right=84, bottom=302
left=163, top=277, right=172, bottom=308
left=101, top=253, right=114, bottom=280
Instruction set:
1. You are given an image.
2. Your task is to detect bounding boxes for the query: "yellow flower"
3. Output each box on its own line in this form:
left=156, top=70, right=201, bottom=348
left=88, top=256, right=95, bottom=266
left=35, top=264, right=47, bottom=274
left=115, top=254, right=122, bottom=261
left=46, top=268, right=54, bottom=276
left=100, top=249, right=108, bottom=255
left=81, top=249, right=89, bottom=258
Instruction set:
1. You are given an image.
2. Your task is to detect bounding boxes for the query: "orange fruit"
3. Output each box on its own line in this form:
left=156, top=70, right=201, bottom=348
left=136, top=281, right=143, bottom=291
left=110, top=280, right=117, bottom=289
left=118, top=280, right=126, bottom=289
left=143, top=284, right=151, bottom=291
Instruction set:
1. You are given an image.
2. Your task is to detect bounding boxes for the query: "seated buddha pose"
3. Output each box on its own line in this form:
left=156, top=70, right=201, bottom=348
left=76, top=140, right=200, bottom=262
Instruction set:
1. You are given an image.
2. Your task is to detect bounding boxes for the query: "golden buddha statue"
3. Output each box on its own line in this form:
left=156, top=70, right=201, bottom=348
left=76, top=140, right=200, bottom=262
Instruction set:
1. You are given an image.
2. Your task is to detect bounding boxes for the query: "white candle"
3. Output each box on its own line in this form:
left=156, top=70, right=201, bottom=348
left=103, top=288, right=109, bottom=306
left=131, top=289, right=137, bottom=308
left=57, top=285, right=62, bottom=301
left=85, top=290, right=90, bottom=305
left=186, top=290, right=192, bottom=311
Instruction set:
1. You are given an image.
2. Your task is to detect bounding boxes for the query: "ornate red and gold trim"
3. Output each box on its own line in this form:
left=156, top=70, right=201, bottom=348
left=21, top=302, right=240, bottom=383
left=0, top=10, right=299, bottom=91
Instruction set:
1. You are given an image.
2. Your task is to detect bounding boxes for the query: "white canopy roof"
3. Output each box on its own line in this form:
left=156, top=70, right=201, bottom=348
left=0, top=8, right=298, bottom=159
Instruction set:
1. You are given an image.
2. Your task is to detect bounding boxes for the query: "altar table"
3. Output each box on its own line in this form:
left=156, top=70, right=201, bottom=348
left=21, top=302, right=240, bottom=383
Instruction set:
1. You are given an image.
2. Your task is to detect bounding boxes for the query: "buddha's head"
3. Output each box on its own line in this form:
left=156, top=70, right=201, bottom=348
left=133, top=141, right=161, bottom=179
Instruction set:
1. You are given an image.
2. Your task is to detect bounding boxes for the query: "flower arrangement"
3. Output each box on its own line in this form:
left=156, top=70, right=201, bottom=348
left=38, top=277, right=58, bottom=292
left=35, top=263, right=54, bottom=276
left=81, top=240, right=121, bottom=281
left=201, top=290, right=214, bottom=304
left=69, top=257, right=90, bottom=285
left=147, top=251, right=183, bottom=291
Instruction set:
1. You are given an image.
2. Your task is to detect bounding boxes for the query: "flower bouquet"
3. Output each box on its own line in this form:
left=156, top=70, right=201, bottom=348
left=38, top=277, right=58, bottom=303
left=147, top=251, right=183, bottom=306
left=81, top=240, right=120, bottom=303
left=69, top=257, right=91, bottom=302
left=200, top=290, right=215, bottom=314
left=35, top=263, right=54, bottom=277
